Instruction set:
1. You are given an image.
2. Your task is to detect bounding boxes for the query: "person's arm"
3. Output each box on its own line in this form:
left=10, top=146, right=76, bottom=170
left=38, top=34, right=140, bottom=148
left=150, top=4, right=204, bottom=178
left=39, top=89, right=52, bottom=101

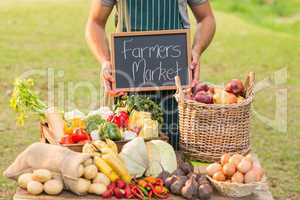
left=189, top=0, right=216, bottom=84
left=86, top=0, right=120, bottom=95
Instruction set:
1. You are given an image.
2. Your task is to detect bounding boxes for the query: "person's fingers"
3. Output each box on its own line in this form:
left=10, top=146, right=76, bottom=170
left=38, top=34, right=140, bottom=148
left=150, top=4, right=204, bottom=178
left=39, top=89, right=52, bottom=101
left=193, top=63, right=200, bottom=83
left=103, top=79, right=112, bottom=93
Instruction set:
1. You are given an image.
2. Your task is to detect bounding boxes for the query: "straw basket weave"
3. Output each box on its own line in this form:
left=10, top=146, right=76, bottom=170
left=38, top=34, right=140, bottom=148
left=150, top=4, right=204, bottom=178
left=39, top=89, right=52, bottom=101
left=175, top=72, right=255, bottom=162
left=207, top=175, right=267, bottom=197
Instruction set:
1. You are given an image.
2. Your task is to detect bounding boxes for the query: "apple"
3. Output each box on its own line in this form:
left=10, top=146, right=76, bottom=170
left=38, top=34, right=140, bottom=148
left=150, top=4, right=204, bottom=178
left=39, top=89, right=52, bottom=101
left=194, top=91, right=213, bottom=104
left=213, top=90, right=237, bottom=104
left=193, top=83, right=209, bottom=95
left=225, top=79, right=245, bottom=96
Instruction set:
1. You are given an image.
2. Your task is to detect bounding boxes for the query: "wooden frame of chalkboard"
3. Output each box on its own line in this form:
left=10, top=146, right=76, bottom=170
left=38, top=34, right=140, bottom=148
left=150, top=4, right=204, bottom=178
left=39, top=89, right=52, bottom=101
left=111, top=29, right=192, bottom=92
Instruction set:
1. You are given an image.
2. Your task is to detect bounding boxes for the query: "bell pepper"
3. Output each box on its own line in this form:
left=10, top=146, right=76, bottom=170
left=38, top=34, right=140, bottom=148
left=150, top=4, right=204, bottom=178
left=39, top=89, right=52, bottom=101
left=64, top=121, right=73, bottom=135
left=72, top=128, right=89, bottom=143
left=71, top=118, right=86, bottom=129
left=99, top=122, right=122, bottom=141
left=59, top=135, right=74, bottom=144
left=107, top=111, right=129, bottom=128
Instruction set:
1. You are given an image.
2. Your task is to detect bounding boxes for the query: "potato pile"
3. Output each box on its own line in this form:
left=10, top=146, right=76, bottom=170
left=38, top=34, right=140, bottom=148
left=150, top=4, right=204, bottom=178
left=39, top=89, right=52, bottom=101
left=17, top=158, right=112, bottom=196
left=159, top=161, right=213, bottom=200
left=206, top=153, right=264, bottom=184
left=18, top=169, right=63, bottom=195
left=75, top=158, right=110, bottom=195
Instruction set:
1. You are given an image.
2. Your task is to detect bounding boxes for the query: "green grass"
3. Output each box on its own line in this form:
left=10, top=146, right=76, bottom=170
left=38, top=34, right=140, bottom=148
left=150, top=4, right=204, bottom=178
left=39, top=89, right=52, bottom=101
left=211, top=0, right=300, bottom=34
left=0, top=0, right=300, bottom=199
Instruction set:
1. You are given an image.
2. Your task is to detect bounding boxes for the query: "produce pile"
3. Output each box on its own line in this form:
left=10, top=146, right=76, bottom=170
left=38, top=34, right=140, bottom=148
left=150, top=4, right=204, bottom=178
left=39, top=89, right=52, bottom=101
left=9, top=79, right=163, bottom=145
left=190, top=79, right=246, bottom=104
left=158, top=157, right=213, bottom=200
left=18, top=169, right=63, bottom=196
left=206, top=153, right=264, bottom=184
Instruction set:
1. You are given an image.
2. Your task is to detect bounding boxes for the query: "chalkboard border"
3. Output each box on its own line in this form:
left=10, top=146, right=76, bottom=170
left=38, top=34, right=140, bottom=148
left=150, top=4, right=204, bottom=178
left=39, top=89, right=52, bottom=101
left=111, top=29, right=192, bottom=92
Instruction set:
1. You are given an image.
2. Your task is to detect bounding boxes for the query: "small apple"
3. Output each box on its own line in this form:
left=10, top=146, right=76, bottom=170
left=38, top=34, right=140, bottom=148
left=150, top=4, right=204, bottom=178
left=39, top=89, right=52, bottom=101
left=225, top=79, right=245, bottom=96
left=193, top=83, right=209, bottom=95
left=213, top=90, right=237, bottom=104
left=195, top=91, right=213, bottom=104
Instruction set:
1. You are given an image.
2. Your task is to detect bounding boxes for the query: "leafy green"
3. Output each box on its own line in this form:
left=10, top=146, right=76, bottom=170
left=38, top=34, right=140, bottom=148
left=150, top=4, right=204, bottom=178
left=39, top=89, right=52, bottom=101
left=85, top=114, right=105, bottom=133
left=114, top=95, right=164, bottom=124
left=9, top=79, right=47, bottom=126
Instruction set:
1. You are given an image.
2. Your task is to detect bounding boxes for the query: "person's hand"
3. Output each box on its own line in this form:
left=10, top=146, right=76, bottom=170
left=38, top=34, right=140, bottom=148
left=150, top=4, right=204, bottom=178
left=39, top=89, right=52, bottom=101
left=190, top=49, right=200, bottom=87
left=101, top=61, right=125, bottom=96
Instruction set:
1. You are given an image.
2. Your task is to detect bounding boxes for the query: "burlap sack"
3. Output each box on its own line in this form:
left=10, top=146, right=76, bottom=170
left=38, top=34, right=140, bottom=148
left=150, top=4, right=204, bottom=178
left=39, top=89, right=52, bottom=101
left=4, top=143, right=91, bottom=195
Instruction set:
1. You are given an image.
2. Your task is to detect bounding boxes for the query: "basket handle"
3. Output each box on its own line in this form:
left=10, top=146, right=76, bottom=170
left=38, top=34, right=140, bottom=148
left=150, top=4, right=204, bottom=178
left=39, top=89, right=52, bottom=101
left=244, top=72, right=255, bottom=98
left=175, top=76, right=184, bottom=102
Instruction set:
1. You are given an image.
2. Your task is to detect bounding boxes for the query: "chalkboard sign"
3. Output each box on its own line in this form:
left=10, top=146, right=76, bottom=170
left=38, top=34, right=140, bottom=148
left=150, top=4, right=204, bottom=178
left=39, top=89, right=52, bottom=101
left=111, top=30, right=191, bottom=92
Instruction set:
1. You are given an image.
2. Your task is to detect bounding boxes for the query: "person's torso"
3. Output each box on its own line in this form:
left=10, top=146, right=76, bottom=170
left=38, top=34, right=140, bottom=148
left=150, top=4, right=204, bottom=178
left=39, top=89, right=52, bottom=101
left=121, top=0, right=184, bottom=31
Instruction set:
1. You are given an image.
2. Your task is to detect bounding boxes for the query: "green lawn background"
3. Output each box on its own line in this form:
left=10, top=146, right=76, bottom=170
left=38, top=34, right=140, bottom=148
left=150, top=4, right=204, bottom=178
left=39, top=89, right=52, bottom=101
left=0, top=0, right=299, bottom=199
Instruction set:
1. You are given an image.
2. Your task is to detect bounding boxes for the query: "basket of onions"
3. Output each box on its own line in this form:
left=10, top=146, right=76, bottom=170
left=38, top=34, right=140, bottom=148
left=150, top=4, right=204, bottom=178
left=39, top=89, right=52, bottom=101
left=206, top=153, right=266, bottom=197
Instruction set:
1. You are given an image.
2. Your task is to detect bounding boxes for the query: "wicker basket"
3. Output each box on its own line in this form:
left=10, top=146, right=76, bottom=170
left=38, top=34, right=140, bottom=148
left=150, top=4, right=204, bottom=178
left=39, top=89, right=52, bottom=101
left=207, top=175, right=267, bottom=197
left=40, top=123, right=169, bottom=152
left=175, top=72, right=255, bottom=162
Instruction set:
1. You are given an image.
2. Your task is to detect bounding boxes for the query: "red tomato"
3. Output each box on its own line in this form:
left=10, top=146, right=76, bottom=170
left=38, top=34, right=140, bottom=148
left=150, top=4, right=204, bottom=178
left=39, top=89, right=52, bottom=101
left=59, top=135, right=74, bottom=144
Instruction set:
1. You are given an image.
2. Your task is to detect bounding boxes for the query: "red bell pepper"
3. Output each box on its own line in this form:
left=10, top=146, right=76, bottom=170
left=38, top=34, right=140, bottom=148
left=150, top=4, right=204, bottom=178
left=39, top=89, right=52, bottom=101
left=107, top=111, right=129, bottom=128
left=59, top=135, right=74, bottom=144
left=72, top=128, right=89, bottom=143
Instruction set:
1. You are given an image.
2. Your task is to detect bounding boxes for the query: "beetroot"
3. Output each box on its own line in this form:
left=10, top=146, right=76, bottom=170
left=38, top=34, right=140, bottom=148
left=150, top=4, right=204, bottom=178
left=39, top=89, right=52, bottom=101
left=114, top=188, right=125, bottom=199
left=116, top=179, right=126, bottom=189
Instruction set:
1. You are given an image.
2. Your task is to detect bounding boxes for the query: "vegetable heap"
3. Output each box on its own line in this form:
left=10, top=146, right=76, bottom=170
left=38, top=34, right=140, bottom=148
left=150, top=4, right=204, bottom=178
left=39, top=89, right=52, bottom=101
left=9, top=79, right=47, bottom=126
left=114, top=95, right=163, bottom=124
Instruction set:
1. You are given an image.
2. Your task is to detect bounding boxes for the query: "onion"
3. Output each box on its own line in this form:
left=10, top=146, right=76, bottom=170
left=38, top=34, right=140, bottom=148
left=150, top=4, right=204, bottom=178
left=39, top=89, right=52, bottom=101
left=237, top=158, right=252, bottom=174
left=206, top=163, right=222, bottom=177
left=231, top=171, right=244, bottom=183
left=221, top=153, right=230, bottom=165
left=244, top=170, right=257, bottom=183
left=222, top=163, right=236, bottom=177
left=213, top=171, right=226, bottom=182
left=228, top=154, right=243, bottom=167
left=252, top=163, right=264, bottom=182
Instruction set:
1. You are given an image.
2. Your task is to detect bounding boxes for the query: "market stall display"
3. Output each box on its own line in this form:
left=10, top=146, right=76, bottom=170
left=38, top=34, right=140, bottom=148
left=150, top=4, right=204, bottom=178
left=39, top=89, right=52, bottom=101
left=206, top=153, right=266, bottom=197
left=175, top=73, right=255, bottom=162
left=6, top=76, right=275, bottom=200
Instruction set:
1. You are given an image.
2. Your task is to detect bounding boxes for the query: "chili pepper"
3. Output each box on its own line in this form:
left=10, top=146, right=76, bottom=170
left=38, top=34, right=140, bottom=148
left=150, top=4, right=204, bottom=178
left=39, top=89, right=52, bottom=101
left=131, top=185, right=144, bottom=200
left=138, top=179, right=148, bottom=188
left=148, top=183, right=169, bottom=199
left=138, top=186, right=148, bottom=196
left=148, top=190, right=153, bottom=200
left=143, top=176, right=157, bottom=184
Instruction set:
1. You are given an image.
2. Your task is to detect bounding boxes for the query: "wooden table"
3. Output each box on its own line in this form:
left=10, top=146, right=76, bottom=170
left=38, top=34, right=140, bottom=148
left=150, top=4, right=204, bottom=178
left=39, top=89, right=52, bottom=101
left=14, top=186, right=274, bottom=200
left=14, top=155, right=274, bottom=200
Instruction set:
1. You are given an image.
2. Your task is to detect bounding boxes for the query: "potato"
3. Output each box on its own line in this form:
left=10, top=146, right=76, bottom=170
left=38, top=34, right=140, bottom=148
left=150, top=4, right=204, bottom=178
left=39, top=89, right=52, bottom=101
left=93, top=173, right=111, bottom=186
left=75, top=178, right=91, bottom=194
left=83, top=158, right=93, bottom=167
left=32, top=169, right=52, bottom=183
left=18, top=173, right=33, bottom=189
left=44, top=179, right=63, bottom=195
left=84, top=165, right=98, bottom=180
left=78, top=165, right=84, bottom=177
left=27, top=181, right=43, bottom=195
left=88, top=183, right=107, bottom=195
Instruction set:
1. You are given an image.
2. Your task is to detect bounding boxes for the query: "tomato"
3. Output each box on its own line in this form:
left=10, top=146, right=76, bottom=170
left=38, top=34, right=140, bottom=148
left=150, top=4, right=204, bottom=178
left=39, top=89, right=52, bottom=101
left=59, top=135, right=74, bottom=144
left=72, top=128, right=89, bottom=143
